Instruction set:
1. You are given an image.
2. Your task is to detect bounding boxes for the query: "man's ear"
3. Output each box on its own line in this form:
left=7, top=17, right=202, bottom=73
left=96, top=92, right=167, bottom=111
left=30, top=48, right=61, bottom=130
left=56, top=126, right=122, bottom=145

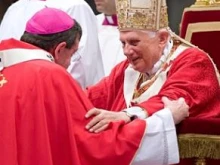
left=54, top=42, right=67, bottom=60
left=158, top=30, right=169, bottom=47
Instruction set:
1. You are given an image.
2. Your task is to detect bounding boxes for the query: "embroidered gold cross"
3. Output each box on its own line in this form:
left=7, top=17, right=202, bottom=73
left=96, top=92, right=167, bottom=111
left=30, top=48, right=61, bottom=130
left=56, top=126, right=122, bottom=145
left=0, top=74, right=7, bottom=87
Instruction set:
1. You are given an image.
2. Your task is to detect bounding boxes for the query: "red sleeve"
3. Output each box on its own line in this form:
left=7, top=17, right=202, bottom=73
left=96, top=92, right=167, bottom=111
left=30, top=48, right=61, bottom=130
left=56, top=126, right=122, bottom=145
left=139, top=48, right=220, bottom=117
left=86, top=60, right=129, bottom=110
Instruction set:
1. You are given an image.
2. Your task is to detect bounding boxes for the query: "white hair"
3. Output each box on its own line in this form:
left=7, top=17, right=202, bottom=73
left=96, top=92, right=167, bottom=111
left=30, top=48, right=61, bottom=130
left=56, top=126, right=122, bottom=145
left=144, top=28, right=172, bottom=39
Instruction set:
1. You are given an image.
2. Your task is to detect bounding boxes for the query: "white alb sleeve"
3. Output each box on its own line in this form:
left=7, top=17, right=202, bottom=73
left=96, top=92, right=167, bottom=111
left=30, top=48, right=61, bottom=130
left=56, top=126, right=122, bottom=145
left=132, top=108, right=179, bottom=165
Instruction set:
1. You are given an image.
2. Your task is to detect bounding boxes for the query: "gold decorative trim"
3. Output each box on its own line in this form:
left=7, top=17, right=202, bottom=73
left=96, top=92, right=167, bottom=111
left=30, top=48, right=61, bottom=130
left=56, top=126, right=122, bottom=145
left=185, top=22, right=220, bottom=42
left=185, top=6, right=220, bottom=11
left=191, top=0, right=220, bottom=7
left=0, top=73, right=7, bottom=88
left=178, top=134, right=220, bottom=159
left=195, top=158, right=206, bottom=165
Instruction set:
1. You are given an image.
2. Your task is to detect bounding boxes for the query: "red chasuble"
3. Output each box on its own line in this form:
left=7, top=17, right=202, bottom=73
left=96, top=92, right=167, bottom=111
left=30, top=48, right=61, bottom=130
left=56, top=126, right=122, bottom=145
left=87, top=47, right=220, bottom=118
left=0, top=39, right=146, bottom=165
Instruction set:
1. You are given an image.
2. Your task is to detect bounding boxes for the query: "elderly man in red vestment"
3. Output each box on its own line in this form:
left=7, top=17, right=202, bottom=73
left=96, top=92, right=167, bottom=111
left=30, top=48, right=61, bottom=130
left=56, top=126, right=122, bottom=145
left=85, top=0, right=220, bottom=139
left=0, top=7, right=189, bottom=165
left=85, top=0, right=220, bottom=165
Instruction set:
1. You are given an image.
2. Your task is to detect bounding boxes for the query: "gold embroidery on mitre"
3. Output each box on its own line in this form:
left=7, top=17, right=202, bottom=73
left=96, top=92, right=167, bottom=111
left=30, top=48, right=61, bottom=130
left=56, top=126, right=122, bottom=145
left=116, top=0, right=169, bottom=31
left=0, top=73, right=7, bottom=88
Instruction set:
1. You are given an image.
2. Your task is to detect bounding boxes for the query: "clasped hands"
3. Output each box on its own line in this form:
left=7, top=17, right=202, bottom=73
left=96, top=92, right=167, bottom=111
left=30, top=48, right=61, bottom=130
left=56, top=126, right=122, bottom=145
left=85, top=97, right=189, bottom=133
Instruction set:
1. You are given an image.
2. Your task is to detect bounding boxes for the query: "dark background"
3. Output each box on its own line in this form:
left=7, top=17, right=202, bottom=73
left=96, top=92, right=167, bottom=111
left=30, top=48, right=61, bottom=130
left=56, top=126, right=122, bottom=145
left=166, top=0, right=196, bottom=34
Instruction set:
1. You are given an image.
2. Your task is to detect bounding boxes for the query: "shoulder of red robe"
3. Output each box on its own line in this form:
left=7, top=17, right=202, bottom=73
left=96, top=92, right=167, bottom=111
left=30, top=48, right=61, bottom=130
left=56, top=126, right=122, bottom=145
left=0, top=39, right=54, bottom=71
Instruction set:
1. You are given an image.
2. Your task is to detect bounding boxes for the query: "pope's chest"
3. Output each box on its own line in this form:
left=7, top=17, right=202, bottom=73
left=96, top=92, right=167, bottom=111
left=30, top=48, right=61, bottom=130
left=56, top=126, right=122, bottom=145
left=122, top=44, right=189, bottom=108
left=123, top=65, right=170, bottom=108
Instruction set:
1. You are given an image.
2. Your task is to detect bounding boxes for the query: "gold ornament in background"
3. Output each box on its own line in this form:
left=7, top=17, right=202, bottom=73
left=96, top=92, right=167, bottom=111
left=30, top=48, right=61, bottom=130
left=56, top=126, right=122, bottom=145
left=193, top=0, right=220, bottom=6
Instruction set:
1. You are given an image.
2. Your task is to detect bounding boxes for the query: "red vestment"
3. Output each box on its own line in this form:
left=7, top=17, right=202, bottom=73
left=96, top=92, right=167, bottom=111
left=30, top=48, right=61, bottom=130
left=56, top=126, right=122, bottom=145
left=0, top=39, right=146, bottom=165
left=87, top=47, right=220, bottom=118
left=87, top=47, right=220, bottom=165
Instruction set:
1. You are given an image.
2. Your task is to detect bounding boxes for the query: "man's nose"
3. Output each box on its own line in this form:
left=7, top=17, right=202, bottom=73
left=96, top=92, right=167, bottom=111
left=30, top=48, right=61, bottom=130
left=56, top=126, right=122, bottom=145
left=123, top=44, right=132, bottom=56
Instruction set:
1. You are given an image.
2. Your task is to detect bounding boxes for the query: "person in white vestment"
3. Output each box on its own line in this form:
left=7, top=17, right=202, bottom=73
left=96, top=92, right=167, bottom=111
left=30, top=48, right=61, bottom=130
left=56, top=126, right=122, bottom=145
left=94, top=0, right=125, bottom=75
left=0, top=0, right=104, bottom=88
left=95, top=0, right=117, bottom=27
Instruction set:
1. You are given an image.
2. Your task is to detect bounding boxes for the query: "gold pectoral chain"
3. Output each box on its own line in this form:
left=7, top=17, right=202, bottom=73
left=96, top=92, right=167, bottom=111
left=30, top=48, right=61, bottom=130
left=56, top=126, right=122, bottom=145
left=0, top=73, right=7, bottom=88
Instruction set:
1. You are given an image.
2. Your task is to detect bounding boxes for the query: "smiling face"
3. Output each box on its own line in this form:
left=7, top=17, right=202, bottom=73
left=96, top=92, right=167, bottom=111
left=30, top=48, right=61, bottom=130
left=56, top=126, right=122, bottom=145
left=94, top=0, right=116, bottom=15
left=120, top=30, right=169, bottom=73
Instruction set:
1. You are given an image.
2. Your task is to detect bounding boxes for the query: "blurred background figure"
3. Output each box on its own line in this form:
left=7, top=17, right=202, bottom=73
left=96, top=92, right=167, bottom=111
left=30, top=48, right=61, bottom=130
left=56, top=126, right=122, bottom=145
left=0, top=0, right=104, bottom=89
left=94, top=0, right=126, bottom=76
left=95, top=0, right=117, bottom=26
left=85, top=0, right=99, bottom=14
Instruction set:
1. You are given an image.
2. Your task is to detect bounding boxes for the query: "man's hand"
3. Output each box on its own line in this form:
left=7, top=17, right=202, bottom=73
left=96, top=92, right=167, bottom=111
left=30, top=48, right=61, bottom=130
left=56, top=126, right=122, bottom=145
left=85, top=108, right=130, bottom=133
left=162, top=97, right=189, bottom=124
